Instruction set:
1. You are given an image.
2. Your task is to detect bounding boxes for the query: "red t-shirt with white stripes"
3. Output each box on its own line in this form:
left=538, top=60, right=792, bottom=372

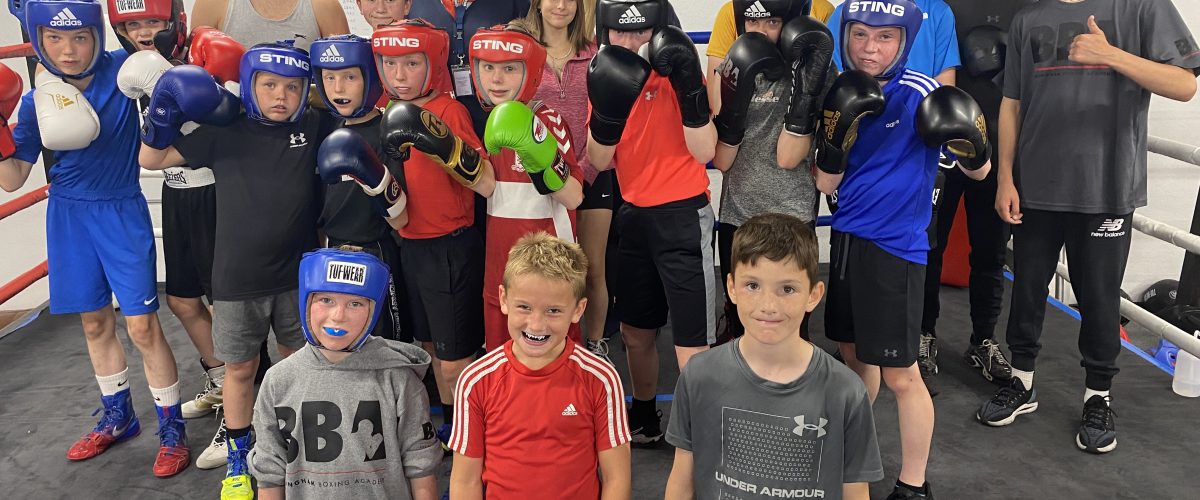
left=450, top=340, right=630, bottom=498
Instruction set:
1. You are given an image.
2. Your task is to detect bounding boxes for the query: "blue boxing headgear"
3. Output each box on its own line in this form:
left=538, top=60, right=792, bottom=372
left=23, top=0, right=105, bottom=78
left=240, top=40, right=311, bottom=125
left=298, top=248, right=391, bottom=352
left=311, top=35, right=383, bottom=119
left=840, top=0, right=923, bottom=80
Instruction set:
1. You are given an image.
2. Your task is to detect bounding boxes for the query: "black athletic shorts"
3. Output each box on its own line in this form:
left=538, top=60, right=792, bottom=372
left=578, top=170, right=614, bottom=211
left=162, top=184, right=216, bottom=299
left=399, top=226, right=484, bottom=361
left=614, top=194, right=717, bottom=347
left=825, top=231, right=924, bottom=367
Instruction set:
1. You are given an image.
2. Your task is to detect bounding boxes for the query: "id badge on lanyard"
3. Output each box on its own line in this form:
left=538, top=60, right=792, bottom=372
left=450, top=2, right=473, bottom=96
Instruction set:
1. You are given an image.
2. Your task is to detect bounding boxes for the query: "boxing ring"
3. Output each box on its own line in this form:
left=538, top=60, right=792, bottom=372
left=1, top=32, right=1198, bottom=500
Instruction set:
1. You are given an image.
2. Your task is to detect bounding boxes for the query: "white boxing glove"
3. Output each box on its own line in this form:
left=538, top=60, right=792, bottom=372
left=33, top=71, right=101, bottom=151
left=117, top=50, right=175, bottom=100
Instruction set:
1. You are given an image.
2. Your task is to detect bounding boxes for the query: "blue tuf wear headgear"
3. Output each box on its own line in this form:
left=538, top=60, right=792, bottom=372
left=298, top=248, right=391, bottom=352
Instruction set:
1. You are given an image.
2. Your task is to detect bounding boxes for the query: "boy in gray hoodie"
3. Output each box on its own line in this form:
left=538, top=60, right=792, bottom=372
left=249, top=248, right=441, bottom=500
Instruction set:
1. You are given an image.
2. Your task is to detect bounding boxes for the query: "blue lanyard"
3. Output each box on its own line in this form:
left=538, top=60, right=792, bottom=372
left=453, top=4, right=468, bottom=62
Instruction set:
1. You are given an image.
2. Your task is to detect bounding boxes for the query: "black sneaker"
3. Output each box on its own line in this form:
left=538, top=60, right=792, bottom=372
left=918, top=333, right=939, bottom=397
left=963, top=339, right=1013, bottom=383
left=629, top=409, right=663, bottom=447
left=976, top=378, right=1038, bottom=426
left=1076, top=395, right=1117, bottom=454
left=886, top=481, right=934, bottom=499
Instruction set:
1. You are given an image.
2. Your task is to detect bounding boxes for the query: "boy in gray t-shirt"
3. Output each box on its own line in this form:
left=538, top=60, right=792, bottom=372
left=710, top=2, right=832, bottom=340
left=665, top=213, right=883, bottom=500
left=982, top=0, right=1200, bottom=455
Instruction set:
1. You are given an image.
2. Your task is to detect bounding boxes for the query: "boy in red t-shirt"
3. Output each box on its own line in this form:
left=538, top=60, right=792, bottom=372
left=468, top=22, right=586, bottom=351
left=449, top=232, right=631, bottom=499
left=372, top=18, right=496, bottom=446
left=586, top=0, right=718, bottom=444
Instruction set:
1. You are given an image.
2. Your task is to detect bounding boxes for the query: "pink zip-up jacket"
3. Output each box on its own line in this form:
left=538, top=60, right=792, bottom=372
left=533, top=42, right=599, bottom=184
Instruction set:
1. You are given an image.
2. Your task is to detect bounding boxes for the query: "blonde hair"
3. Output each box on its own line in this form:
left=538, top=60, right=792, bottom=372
left=525, top=0, right=595, bottom=55
left=503, top=232, right=588, bottom=300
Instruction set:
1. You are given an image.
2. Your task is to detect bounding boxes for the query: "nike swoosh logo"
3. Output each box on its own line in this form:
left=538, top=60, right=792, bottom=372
left=601, top=194, right=611, bottom=198
left=117, top=381, right=127, bottom=387
left=144, top=296, right=157, bottom=306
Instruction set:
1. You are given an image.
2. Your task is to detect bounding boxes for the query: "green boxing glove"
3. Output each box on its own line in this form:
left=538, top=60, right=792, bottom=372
left=484, top=101, right=570, bottom=195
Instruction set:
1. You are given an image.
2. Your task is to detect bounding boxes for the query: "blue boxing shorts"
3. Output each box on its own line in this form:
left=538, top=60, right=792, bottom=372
left=47, top=186, right=159, bottom=316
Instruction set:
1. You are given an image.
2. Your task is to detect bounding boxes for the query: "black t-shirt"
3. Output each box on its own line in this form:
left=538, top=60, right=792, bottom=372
left=319, top=114, right=395, bottom=244
left=174, top=109, right=337, bottom=300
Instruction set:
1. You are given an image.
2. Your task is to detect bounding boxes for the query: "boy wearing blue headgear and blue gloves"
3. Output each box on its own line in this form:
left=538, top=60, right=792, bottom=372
left=139, top=40, right=339, bottom=499
left=0, top=0, right=190, bottom=478
left=249, top=248, right=441, bottom=500
left=815, top=1, right=991, bottom=498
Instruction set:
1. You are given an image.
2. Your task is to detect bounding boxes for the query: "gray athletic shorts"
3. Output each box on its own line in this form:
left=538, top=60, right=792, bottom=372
left=213, top=290, right=305, bottom=363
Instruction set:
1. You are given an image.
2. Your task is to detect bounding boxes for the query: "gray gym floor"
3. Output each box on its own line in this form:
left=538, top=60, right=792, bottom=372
left=1, top=270, right=1197, bottom=499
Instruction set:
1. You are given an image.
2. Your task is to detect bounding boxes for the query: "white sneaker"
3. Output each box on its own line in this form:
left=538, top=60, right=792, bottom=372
left=196, top=412, right=228, bottom=470
left=182, top=364, right=224, bottom=419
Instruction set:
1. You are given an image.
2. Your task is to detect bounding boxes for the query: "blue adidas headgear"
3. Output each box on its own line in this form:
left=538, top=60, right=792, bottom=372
left=298, top=248, right=391, bottom=352
left=23, top=0, right=105, bottom=78
left=311, top=35, right=383, bottom=119
left=840, top=0, right=923, bottom=80
left=240, top=40, right=311, bottom=124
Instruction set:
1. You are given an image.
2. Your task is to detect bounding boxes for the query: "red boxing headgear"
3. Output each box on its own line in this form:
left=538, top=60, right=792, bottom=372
left=106, top=0, right=187, bottom=60
left=371, top=19, right=450, bottom=100
left=468, top=24, right=546, bottom=110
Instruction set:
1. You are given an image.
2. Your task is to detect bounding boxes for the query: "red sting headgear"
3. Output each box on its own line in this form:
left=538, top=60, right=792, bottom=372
left=371, top=19, right=450, bottom=100
left=468, top=24, right=546, bottom=110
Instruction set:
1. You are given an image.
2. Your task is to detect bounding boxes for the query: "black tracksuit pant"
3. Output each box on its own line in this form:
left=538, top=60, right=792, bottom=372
left=922, top=167, right=1009, bottom=344
left=1006, top=209, right=1132, bottom=391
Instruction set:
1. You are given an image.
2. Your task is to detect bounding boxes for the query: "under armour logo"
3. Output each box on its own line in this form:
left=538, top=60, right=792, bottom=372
left=987, top=15, right=1001, bottom=23
left=290, top=133, right=307, bottom=147
left=793, top=415, right=828, bottom=438
left=883, top=349, right=899, bottom=358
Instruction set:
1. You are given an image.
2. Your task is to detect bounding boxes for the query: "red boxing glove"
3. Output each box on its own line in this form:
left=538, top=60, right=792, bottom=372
left=188, top=27, right=246, bottom=84
left=0, top=63, right=23, bottom=160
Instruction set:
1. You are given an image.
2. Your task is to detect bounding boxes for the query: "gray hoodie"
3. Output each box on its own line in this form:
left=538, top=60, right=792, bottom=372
left=249, top=337, right=442, bottom=499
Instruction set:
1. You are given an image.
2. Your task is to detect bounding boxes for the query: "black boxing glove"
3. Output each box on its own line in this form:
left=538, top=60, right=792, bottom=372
left=587, top=45, right=652, bottom=146
left=780, top=15, right=835, bottom=136
left=916, top=86, right=990, bottom=170
left=816, top=70, right=885, bottom=175
left=647, top=26, right=712, bottom=128
left=714, top=32, right=786, bottom=145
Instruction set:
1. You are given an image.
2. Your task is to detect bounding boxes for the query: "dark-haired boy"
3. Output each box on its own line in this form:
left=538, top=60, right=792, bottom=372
left=665, top=213, right=882, bottom=500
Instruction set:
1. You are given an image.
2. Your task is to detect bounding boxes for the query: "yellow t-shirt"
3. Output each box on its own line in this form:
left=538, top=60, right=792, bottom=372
left=705, top=0, right=836, bottom=59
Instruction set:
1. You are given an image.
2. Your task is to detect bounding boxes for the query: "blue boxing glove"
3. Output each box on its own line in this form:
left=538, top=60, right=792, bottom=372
left=141, top=65, right=224, bottom=149
left=318, top=128, right=408, bottom=219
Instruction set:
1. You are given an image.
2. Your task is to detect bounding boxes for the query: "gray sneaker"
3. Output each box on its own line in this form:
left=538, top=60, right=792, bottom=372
left=585, top=338, right=613, bottom=365
left=963, top=339, right=1013, bottom=383
left=196, top=408, right=228, bottom=470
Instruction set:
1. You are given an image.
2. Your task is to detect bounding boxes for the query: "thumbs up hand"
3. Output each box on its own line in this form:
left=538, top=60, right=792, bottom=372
left=1069, top=15, right=1118, bottom=66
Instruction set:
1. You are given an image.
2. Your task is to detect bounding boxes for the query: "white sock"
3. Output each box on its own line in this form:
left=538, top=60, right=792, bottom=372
left=149, top=381, right=181, bottom=407
left=1084, top=388, right=1110, bottom=404
left=95, top=368, right=129, bottom=396
left=1012, top=368, right=1034, bottom=390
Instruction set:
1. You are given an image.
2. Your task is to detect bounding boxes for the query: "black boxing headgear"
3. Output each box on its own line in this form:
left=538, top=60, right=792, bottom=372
left=733, top=0, right=811, bottom=35
left=595, top=0, right=667, bottom=46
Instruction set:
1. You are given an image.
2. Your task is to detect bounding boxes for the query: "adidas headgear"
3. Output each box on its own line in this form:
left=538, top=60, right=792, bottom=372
left=239, top=40, right=312, bottom=125
left=840, top=0, right=923, bottom=80
left=595, top=0, right=667, bottom=47
left=24, top=0, right=105, bottom=78
left=298, top=248, right=391, bottom=352
left=468, top=24, right=546, bottom=110
left=733, top=0, right=810, bottom=35
left=311, top=35, right=384, bottom=119
left=107, top=0, right=187, bottom=61
left=371, top=18, right=450, bottom=100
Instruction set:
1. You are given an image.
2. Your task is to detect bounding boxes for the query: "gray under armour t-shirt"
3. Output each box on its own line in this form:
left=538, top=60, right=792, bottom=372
left=1005, top=0, right=1200, bottom=214
left=666, top=340, right=883, bottom=500
left=720, top=76, right=819, bottom=226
